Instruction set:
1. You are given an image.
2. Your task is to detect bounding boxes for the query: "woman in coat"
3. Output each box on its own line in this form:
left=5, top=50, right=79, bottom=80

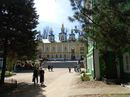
left=39, top=68, right=45, bottom=86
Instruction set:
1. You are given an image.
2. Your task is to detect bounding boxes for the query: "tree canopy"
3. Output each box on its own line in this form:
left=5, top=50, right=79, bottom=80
left=69, top=0, right=130, bottom=53
left=70, top=0, right=130, bottom=79
left=0, top=0, right=39, bottom=84
left=0, top=0, right=38, bottom=59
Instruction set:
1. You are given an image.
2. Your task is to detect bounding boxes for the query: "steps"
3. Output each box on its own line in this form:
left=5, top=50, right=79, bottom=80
left=42, top=61, right=78, bottom=68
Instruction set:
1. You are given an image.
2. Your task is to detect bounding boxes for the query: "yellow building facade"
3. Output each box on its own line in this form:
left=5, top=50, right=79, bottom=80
left=37, top=24, right=86, bottom=61
left=42, top=41, right=86, bottom=60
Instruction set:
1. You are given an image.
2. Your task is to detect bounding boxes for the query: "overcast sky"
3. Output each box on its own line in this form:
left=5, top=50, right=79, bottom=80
left=34, top=0, right=79, bottom=39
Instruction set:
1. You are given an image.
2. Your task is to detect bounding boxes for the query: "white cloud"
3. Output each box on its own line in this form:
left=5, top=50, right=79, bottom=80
left=34, top=0, right=74, bottom=24
left=34, top=0, right=57, bottom=23
left=34, top=0, right=79, bottom=36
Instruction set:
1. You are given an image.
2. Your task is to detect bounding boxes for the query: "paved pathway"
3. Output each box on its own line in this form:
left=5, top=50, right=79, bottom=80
left=3, top=68, right=130, bottom=97
left=4, top=68, right=78, bottom=97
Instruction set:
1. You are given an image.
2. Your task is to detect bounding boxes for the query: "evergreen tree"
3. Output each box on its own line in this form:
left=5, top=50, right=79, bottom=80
left=0, top=0, right=38, bottom=85
left=70, top=0, right=130, bottom=78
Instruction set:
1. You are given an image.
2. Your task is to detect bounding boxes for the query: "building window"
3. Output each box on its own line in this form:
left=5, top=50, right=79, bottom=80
left=58, top=47, right=61, bottom=52
left=80, top=47, right=84, bottom=51
left=71, top=49, right=75, bottom=53
left=46, top=47, right=49, bottom=52
left=80, top=52, right=84, bottom=54
left=64, top=47, right=67, bottom=51
left=52, top=47, right=55, bottom=52
left=61, top=35, right=64, bottom=41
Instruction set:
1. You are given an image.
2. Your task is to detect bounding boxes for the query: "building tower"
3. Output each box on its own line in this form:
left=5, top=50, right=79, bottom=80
left=69, top=29, right=76, bottom=41
left=79, top=31, right=84, bottom=40
left=48, top=28, right=55, bottom=42
left=59, top=24, right=67, bottom=42
left=37, top=32, right=42, bottom=41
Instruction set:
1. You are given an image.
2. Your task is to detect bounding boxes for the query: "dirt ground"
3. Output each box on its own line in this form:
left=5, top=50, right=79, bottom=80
left=2, top=69, right=130, bottom=97
left=70, top=79, right=130, bottom=97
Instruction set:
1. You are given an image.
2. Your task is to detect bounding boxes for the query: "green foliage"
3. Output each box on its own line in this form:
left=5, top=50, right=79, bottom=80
left=93, top=0, right=130, bottom=53
left=69, top=0, right=130, bottom=53
left=0, top=0, right=39, bottom=59
left=80, top=70, right=86, bottom=74
left=0, top=0, right=39, bottom=84
left=70, top=0, right=130, bottom=79
left=81, top=72, right=90, bottom=81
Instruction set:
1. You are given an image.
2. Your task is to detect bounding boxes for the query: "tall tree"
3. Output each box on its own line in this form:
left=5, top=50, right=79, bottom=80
left=0, top=0, right=38, bottom=85
left=69, top=0, right=130, bottom=78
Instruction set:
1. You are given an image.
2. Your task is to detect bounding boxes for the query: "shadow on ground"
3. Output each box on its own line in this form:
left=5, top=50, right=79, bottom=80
left=2, top=82, right=46, bottom=97
left=69, top=94, right=130, bottom=97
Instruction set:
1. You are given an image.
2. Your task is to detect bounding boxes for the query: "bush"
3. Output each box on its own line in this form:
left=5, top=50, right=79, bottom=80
left=81, top=72, right=90, bottom=81
left=80, top=70, right=85, bottom=74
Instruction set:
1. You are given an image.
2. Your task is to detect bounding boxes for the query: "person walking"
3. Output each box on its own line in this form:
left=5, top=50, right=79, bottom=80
left=74, top=65, right=77, bottom=72
left=68, top=66, right=71, bottom=73
left=39, top=68, right=45, bottom=86
left=50, top=65, right=53, bottom=72
left=48, top=65, right=51, bottom=71
left=32, top=67, right=39, bottom=85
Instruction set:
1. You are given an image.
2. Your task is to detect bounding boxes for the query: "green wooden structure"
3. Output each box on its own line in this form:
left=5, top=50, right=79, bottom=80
left=86, top=0, right=130, bottom=81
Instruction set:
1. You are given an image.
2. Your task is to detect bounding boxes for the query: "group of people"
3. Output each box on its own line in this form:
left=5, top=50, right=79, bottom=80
left=74, top=64, right=81, bottom=72
left=68, top=64, right=81, bottom=73
left=32, top=67, right=45, bottom=86
left=48, top=65, right=53, bottom=71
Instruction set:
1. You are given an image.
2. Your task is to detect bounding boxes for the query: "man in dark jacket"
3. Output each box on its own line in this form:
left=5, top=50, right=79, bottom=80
left=32, top=67, right=38, bottom=85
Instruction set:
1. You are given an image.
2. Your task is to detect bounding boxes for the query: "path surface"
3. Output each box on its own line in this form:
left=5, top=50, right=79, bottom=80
left=4, top=68, right=78, bottom=97
left=3, top=68, right=130, bottom=97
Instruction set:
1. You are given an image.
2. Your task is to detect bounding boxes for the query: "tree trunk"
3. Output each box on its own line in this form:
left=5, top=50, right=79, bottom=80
left=7, top=52, right=17, bottom=71
left=0, top=38, right=8, bottom=85
left=112, top=53, right=118, bottom=78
